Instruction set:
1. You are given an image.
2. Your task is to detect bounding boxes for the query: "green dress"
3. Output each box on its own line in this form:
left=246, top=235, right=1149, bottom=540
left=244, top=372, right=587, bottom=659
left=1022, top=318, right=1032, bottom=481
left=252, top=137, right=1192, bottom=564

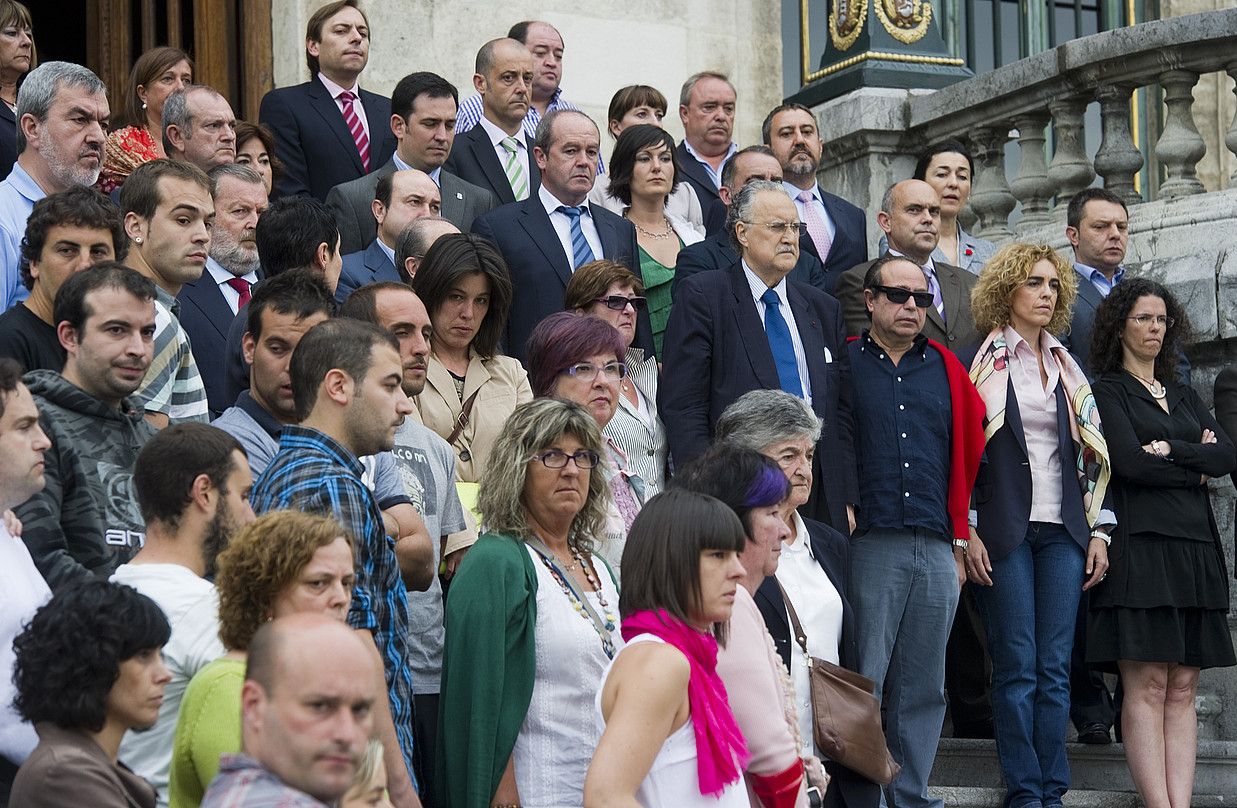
left=637, top=240, right=682, bottom=357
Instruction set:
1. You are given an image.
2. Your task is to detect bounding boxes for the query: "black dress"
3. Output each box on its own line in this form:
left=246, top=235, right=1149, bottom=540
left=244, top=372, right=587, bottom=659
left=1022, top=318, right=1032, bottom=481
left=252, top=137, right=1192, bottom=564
left=1088, top=371, right=1236, bottom=670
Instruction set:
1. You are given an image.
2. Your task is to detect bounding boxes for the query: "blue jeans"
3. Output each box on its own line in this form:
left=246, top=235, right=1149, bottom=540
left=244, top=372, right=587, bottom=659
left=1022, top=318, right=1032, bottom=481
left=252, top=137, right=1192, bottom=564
left=850, top=527, right=959, bottom=808
left=974, top=522, right=1084, bottom=808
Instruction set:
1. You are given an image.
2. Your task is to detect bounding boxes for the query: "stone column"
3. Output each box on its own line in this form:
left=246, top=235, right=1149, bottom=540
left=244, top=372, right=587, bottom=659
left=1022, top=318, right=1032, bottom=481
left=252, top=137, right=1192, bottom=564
left=1046, top=98, right=1096, bottom=204
left=1010, top=111, right=1053, bottom=234
left=1226, top=62, right=1237, bottom=182
left=969, top=125, right=1016, bottom=242
left=1093, top=84, right=1145, bottom=207
left=1156, top=70, right=1207, bottom=199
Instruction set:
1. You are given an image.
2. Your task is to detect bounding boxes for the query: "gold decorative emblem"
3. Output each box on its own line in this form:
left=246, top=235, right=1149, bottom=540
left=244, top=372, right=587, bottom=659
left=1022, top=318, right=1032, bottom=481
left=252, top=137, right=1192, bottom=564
left=829, top=0, right=866, bottom=52
left=874, top=0, right=932, bottom=44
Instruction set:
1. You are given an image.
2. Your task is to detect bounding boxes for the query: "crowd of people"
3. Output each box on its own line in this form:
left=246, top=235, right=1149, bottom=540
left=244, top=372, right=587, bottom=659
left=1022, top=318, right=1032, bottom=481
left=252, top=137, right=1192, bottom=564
left=0, top=1, right=1233, bottom=808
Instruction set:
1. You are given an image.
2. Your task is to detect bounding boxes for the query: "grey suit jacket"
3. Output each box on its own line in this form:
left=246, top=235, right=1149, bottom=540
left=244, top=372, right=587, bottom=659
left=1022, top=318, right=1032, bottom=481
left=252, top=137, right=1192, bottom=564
left=325, top=159, right=498, bottom=255
left=834, top=254, right=980, bottom=352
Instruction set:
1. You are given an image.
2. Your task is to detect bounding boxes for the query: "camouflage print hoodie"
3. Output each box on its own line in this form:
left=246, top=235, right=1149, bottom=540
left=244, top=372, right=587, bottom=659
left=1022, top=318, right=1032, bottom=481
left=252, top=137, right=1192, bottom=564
left=16, top=370, right=156, bottom=588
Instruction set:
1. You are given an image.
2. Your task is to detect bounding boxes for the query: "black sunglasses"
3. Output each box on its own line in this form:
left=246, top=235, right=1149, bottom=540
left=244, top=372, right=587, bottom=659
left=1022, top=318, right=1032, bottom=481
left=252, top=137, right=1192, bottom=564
left=875, top=285, right=934, bottom=308
left=594, top=295, right=648, bottom=311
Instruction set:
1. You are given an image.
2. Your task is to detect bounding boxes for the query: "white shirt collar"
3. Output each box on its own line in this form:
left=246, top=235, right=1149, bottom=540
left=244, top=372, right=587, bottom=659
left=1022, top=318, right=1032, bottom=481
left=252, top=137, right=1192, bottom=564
left=741, top=259, right=789, bottom=306
left=477, top=113, right=526, bottom=149
left=887, top=246, right=936, bottom=274
left=783, top=181, right=820, bottom=204
left=318, top=73, right=360, bottom=101
left=539, top=184, right=589, bottom=216
left=207, top=256, right=257, bottom=285
left=392, top=152, right=443, bottom=186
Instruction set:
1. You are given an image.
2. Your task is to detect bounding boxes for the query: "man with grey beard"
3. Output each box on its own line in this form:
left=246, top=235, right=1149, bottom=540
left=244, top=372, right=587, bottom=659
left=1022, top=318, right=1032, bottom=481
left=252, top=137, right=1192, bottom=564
left=178, top=163, right=267, bottom=416
left=0, top=61, right=109, bottom=310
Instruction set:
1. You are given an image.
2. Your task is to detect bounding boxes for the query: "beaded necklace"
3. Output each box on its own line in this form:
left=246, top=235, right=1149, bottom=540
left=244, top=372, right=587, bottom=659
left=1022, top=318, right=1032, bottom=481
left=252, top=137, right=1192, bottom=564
left=528, top=537, right=618, bottom=660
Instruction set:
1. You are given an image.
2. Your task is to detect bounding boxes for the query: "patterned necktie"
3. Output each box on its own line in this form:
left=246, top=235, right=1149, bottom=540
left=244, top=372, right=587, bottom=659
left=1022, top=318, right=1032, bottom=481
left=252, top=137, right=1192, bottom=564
left=225, top=277, right=252, bottom=309
left=760, top=288, right=803, bottom=398
left=500, top=137, right=528, bottom=200
left=557, top=206, right=596, bottom=269
left=922, top=266, right=946, bottom=324
left=338, top=90, right=370, bottom=172
left=797, top=190, right=833, bottom=260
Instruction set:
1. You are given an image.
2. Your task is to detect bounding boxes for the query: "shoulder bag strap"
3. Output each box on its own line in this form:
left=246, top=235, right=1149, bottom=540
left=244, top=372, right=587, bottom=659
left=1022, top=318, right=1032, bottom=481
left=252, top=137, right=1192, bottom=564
left=777, top=580, right=812, bottom=659
left=446, top=389, right=481, bottom=447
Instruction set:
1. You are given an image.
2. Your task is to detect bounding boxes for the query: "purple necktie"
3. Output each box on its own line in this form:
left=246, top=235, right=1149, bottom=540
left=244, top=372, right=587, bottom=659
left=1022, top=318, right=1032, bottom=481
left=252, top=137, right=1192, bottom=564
left=797, top=191, right=833, bottom=260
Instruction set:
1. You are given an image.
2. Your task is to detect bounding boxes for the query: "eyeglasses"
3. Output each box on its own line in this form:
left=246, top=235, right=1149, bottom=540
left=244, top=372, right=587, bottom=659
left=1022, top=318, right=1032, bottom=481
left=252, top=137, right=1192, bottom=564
left=1126, top=314, right=1175, bottom=329
left=874, top=285, right=934, bottom=308
left=561, top=361, right=627, bottom=381
left=530, top=449, right=601, bottom=469
left=594, top=295, right=648, bottom=311
left=746, top=220, right=803, bottom=236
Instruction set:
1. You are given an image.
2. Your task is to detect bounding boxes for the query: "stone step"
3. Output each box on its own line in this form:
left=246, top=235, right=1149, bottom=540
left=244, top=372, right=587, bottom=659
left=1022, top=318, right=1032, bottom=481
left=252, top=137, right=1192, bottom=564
left=928, top=786, right=1141, bottom=808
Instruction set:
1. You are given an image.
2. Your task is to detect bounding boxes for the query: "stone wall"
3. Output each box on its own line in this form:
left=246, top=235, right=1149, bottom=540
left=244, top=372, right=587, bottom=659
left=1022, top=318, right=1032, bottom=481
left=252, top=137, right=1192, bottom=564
left=269, top=0, right=784, bottom=148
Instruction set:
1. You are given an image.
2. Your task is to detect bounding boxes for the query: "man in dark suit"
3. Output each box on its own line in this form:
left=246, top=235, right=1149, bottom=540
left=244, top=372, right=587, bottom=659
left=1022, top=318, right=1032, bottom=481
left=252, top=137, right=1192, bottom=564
left=335, top=168, right=439, bottom=302
left=443, top=38, right=541, bottom=206
left=258, top=0, right=397, bottom=201
left=178, top=164, right=266, bottom=417
left=835, top=180, right=979, bottom=352
left=471, top=109, right=650, bottom=363
left=674, top=146, right=829, bottom=297
left=325, top=71, right=497, bottom=253
left=675, top=72, right=737, bottom=236
left=162, top=85, right=237, bottom=173
left=764, top=103, right=867, bottom=293
left=660, top=180, right=857, bottom=531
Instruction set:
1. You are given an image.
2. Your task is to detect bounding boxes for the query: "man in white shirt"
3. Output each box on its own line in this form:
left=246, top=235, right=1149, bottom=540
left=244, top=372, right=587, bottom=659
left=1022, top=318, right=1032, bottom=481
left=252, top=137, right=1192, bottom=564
left=111, top=421, right=256, bottom=807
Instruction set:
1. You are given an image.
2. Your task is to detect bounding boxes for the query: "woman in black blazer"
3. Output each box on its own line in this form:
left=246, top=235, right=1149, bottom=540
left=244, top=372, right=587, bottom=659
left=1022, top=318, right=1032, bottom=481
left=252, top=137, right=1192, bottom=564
left=0, top=1, right=34, bottom=181
left=716, top=389, right=880, bottom=808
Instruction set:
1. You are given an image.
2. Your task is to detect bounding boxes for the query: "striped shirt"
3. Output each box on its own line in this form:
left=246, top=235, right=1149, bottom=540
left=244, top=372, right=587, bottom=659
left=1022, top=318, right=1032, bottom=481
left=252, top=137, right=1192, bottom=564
left=133, top=287, right=209, bottom=423
left=455, top=87, right=604, bottom=173
left=250, top=425, right=417, bottom=786
left=201, top=755, right=328, bottom=807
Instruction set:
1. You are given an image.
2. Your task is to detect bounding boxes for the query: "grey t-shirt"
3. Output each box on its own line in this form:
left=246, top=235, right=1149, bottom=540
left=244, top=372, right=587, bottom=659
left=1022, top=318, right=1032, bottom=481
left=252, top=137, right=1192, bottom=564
left=390, top=418, right=467, bottom=694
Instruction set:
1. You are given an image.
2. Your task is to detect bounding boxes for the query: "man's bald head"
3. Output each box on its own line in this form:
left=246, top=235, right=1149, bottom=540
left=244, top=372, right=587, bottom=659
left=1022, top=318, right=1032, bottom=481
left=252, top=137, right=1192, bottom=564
left=246, top=613, right=372, bottom=694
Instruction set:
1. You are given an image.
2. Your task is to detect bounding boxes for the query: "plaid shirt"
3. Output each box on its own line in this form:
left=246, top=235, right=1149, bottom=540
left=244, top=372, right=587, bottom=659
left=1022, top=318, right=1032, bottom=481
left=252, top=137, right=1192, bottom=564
left=201, top=755, right=328, bottom=807
left=250, top=425, right=417, bottom=786
left=455, top=87, right=605, bottom=173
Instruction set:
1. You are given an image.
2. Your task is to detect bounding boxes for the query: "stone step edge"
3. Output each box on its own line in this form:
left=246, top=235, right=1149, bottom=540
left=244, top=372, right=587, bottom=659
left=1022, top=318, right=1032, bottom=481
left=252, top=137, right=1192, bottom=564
left=929, top=786, right=1234, bottom=808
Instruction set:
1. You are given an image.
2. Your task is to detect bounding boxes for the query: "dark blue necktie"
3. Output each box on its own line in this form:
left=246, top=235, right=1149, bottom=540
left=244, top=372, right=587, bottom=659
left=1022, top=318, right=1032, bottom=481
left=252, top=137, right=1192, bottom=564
left=557, top=205, right=596, bottom=269
left=761, top=288, right=803, bottom=398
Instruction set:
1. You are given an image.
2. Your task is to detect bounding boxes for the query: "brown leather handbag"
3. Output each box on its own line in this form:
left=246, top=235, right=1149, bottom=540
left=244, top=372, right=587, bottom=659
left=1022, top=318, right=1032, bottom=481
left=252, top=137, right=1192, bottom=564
left=780, top=585, right=901, bottom=786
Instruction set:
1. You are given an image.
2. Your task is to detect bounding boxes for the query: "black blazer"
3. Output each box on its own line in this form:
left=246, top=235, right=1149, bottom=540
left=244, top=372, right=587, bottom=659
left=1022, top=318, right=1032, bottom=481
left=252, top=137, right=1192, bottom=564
left=754, top=518, right=880, bottom=808
left=659, top=263, right=858, bottom=528
left=259, top=80, right=398, bottom=201
left=336, top=239, right=398, bottom=303
left=443, top=124, right=542, bottom=206
left=177, top=269, right=241, bottom=417
left=796, top=191, right=869, bottom=292
left=0, top=102, right=15, bottom=181
left=674, top=141, right=724, bottom=225
left=470, top=196, right=651, bottom=363
left=673, top=229, right=830, bottom=297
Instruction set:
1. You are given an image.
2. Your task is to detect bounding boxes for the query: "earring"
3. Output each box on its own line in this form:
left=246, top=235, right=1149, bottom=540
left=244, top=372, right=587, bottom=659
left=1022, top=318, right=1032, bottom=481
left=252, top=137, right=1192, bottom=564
left=142, top=102, right=147, bottom=110
left=133, top=236, right=142, bottom=244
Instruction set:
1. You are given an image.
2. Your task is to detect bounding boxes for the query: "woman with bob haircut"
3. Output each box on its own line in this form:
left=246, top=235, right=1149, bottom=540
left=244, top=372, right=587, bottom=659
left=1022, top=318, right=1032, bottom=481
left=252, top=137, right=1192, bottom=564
left=966, top=242, right=1115, bottom=808
left=233, top=120, right=281, bottom=195
left=437, top=398, right=622, bottom=808
left=167, top=510, right=358, bottom=808
left=674, top=445, right=824, bottom=808
left=526, top=311, right=647, bottom=569
left=10, top=580, right=172, bottom=808
left=584, top=489, right=749, bottom=807
left=564, top=259, right=668, bottom=496
left=99, top=46, right=194, bottom=192
left=1086, top=278, right=1235, bottom=808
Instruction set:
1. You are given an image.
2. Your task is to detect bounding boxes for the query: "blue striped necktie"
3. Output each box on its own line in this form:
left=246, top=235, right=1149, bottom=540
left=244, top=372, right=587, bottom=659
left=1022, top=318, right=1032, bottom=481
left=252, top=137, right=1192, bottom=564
left=761, top=288, right=804, bottom=398
left=557, top=205, right=596, bottom=269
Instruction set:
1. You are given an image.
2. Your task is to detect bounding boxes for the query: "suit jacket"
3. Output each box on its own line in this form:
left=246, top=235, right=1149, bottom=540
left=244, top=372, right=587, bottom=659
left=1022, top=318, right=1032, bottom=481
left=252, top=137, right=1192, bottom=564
left=659, top=264, right=858, bottom=529
left=336, top=239, right=398, bottom=303
left=470, top=196, right=653, bottom=362
left=176, top=266, right=240, bottom=417
left=10, top=723, right=156, bottom=808
left=259, top=80, right=398, bottom=201
left=797, top=191, right=869, bottom=292
left=835, top=254, right=980, bottom=352
left=674, top=229, right=830, bottom=298
left=325, top=158, right=498, bottom=254
left=0, top=103, right=15, bottom=181
left=674, top=142, right=724, bottom=228
left=443, top=124, right=541, bottom=206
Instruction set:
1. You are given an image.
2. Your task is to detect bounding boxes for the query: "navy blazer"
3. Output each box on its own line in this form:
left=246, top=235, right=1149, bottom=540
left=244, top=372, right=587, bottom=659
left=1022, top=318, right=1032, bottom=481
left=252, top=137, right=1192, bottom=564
left=443, top=124, right=541, bottom=206
left=470, top=196, right=652, bottom=363
left=754, top=517, right=881, bottom=808
left=799, top=191, right=868, bottom=291
left=0, top=103, right=15, bottom=181
left=336, top=239, right=398, bottom=303
left=673, top=229, right=830, bottom=297
left=259, top=80, right=397, bottom=201
left=659, top=263, right=858, bottom=529
left=674, top=141, right=724, bottom=224
left=177, top=269, right=240, bottom=417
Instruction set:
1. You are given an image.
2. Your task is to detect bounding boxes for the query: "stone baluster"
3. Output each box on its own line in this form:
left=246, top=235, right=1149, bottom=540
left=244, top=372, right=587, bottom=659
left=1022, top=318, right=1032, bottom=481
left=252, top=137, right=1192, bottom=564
left=1009, top=111, right=1053, bottom=235
left=1155, top=69, right=1206, bottom=199
left=1093, top=84, right=1145, bottom=206
left=1225, top=62, right=1237, bottom=182
left=968, top=125, right=1016, bottom=242
left=1046, top=98, right=1095, bottom=204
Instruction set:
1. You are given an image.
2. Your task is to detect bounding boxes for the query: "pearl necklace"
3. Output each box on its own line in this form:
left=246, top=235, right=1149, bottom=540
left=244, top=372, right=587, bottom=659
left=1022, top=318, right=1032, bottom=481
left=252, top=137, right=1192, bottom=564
left=630, top=214, right=675, bottom=240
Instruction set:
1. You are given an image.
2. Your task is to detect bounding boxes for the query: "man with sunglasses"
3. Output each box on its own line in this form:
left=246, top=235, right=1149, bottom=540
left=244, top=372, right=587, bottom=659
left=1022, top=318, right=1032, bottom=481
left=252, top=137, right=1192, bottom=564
left=844, top=253, right=986, bottom=808
left=835, top=179, right=979, bottom=352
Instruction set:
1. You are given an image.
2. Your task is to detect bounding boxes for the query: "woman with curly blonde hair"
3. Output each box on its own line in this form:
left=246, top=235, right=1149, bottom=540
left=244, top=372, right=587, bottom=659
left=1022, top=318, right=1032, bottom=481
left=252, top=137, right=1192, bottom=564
left=437, top=398, right=621, bottom=808
left=966, top=242, right=1115, bottom=808
left=166, top=511, right=355, bottom=808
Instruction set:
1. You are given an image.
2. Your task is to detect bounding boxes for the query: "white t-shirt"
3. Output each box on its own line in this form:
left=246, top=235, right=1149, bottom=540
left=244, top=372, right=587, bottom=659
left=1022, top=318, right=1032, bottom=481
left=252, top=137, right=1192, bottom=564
left=0, top=524, right=50, bottom=766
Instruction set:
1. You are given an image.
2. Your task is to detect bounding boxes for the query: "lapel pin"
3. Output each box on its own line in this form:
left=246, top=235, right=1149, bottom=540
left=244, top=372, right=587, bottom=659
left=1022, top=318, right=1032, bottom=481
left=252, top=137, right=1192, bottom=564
left=456, top=192, right=463, bottom=200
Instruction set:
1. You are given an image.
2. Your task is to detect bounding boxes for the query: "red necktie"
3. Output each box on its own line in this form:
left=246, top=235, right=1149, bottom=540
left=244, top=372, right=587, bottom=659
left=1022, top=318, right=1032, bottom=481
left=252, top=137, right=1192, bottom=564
left=225, top=277, right=252, bottom=309
left=338, top=90, right=371, bottom=171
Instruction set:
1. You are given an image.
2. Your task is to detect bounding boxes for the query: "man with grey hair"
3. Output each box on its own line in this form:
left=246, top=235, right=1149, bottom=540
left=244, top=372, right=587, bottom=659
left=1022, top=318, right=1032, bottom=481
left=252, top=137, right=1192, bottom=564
left=843, top=252, right=986, bottom=808
left=394, top=216, right=459, bottom=283
left=178, top=163, right=267, bottom=416
left=661, top=179, right=857, bottom=532
left=676, top=71, right=737, bottom=234
left=0, top=61, right=108, bottom=310
left=471, top=108, right=649, bottom=363
left=162, top=85, right=237, bottom=172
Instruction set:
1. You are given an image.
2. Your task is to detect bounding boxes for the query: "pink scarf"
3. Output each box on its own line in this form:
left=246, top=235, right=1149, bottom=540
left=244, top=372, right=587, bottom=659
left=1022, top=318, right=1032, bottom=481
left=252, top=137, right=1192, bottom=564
left=622, top=609, right=750, bottom=796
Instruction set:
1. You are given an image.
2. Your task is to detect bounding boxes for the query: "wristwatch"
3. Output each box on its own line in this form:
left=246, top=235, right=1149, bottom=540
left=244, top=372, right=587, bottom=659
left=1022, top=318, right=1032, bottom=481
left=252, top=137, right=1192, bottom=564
left=952, top=538, right=969, bottom=552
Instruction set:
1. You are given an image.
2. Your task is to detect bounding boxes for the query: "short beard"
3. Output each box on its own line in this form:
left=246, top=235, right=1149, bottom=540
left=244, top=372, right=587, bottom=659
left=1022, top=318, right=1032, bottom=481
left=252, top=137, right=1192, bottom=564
left=201, top=501, right=234, bottom=579
left=784, top=155, right=818, bottom=182
left=209, top=229, right=261, bottom=277
left=39, top=139, right=101, bottom=188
